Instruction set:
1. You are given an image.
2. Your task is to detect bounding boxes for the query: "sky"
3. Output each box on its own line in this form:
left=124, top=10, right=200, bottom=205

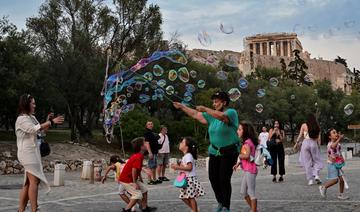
left=1, top=0, right=360, bottom=69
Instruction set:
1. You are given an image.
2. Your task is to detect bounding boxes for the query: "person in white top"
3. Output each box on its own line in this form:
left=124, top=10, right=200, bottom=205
left=258, top=126, right=269, bottom=148
left=156, top=126, right=170, bottom=181
left=15, top=94, right=64, bottom=212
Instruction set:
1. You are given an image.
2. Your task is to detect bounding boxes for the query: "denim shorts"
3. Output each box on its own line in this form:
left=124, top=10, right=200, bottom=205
left=148, top=154, right=158, bottom=169
left=327, top=163, right=343, bottom=180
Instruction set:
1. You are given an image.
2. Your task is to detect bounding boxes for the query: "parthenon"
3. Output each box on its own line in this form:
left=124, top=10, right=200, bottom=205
left=244, top=32, right=303, bottom=57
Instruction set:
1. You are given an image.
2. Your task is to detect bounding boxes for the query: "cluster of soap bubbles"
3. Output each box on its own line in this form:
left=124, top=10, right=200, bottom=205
left=102, top=50, right=208, bottom=143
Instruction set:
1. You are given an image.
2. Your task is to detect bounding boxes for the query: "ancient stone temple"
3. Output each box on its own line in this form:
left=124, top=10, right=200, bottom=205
left=186, top=32, right=354, bottom=94
left=244, top=32, right=303, bottom=57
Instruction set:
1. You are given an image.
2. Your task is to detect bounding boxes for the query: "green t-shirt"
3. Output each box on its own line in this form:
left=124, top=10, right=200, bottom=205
left=202, top=108, right=240, bottom=156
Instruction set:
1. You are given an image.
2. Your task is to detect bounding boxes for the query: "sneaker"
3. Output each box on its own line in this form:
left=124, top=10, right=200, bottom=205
left=337, top=193, right=349, bottom=200
left=308, top=179, right=314, bottom=186
left=279, top=176, right=284, bottom=182
left=315, top=176, right=322, bottom=184
left=272, top=177, right=277, bottom=183
left=319, top=186, right=326, bottom=198
left=155, top=179, right=162, bottom=184
left=147, top=180, right=156, bottom=185
left=214, top=203, right=223, bottom=212
left=162, top=176, right=170, bottom=181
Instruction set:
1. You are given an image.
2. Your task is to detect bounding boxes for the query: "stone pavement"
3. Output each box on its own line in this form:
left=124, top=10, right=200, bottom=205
left=1, top=149, right=360, bottom=212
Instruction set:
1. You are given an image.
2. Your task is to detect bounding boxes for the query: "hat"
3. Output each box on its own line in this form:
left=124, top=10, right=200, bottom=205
left=211, top=91, right=230, bottom=106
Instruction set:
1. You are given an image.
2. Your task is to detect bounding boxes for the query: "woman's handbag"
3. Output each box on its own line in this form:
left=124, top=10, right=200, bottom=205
left=173, top=172, right=188, bottom=188
left=39, top=136, right=51, bottom=157
left=266, top=139, right=276, bottom=149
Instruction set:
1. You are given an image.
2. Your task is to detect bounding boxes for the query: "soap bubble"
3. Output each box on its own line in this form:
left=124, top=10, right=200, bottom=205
left=150, top=80, right=158, bottom=89
left=257, top=89, right=266, bottom=98
left=220, top=23, right=234, bottom=34
left=143, top=72, right=153, bottom=81
left=155, top=88, right=165, bottom=96
left=190, top=70, right=197, bottom=78
left=207, top=55, right=217, bottom=64
left=197, top=30, right=212, bottom=47
left=151, top=95, right=157, bottom=101
left=178, top=67, right=190, bottom=83
left=126, top=93, right=131, bottom=98
left=134, top=82, right=143, bottom=91
left=197, top=80, right=206, bottom=88
left=290, top=94, right=296, bottom=100
left=216, top=71, right=228, bottom=80
left=344, top=103, right=354, bottom=115
left=224, top=54, right=239, bottom=68
left=153, top=64, right=164, bottom=77
left=185, top=84, right=196, bottom=93
left=157, top=79, right=167, bottom=88
left=228, top=88, right=241, bottom=102
left=255, top=104, right=264, bottom=113
left=166, top=85, right=175, bottom=95
left=184, top=92, right=192, bottom=102
left=139, top=94, right=150, bottom=104
left=269, top=77, right=279, bottom=87
left=168, top=69, right=177, bottom=81
left=126, top=86, right=134, bottom=93
left=238, top=78, right=248, bottom=89
left=145, top=87, right=150, bottom=92
left=304, top=74, right=313, bottom=83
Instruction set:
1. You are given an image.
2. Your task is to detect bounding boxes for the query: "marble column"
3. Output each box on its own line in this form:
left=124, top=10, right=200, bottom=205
left=280, top=40, right=284, bottom=56
left=287, top=40, right=291, bottom=57
left=267, top=42, right=270, bottom=56
left=259, top=42, right=263, bottom=55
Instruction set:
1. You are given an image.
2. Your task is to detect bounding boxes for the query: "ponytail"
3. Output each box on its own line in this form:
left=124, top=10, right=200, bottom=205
left=184, top=137, right=198, bottom=160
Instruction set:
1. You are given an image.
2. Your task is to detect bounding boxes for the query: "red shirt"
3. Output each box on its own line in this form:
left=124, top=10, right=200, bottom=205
left=119, top=153, right=144, bottom=183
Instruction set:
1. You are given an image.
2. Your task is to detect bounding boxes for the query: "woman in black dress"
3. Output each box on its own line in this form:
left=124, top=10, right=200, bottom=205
left=268, top=120, right=285, bottom=182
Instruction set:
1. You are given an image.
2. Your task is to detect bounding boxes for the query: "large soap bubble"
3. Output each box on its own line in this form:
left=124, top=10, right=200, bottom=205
left=157, top=79, right=166, bottom=88
left=257, top=89, right=266, bottom=98
left=178, top=67, right=190, bottom=83
left=166, top=85, right=175, bottom=95
left=255, top=104, right=264, bottom=113
left=216, top=71, right=228, bottom=80
left=134, top=82, right=143, bottom=91
left=190, top=70, right=197, bottom=79
left=126, top=86, right=134, bottom=93
left=143, top=72, right=153, bottom=81
left=238, top=78, right=248, bottom=89
left=184, top=92, right=193, bottom=102
left=224, top=54, right=239, bottom=68
left=168, top=69, right=177, bottom=81
left=185, top=84, right=196, bottom=93
left=228, top=88, right=241, bottom=102
left=197, top=30, right=212, bottom=47
left=269, top=77, right=279, bottom=87
left=197, top=80, right=206, bottom=88
left=153, top=64, right=164, bottom=77
left=344, top=103, right=354, bottom=115
left=220, top=23, right=234, bottom=34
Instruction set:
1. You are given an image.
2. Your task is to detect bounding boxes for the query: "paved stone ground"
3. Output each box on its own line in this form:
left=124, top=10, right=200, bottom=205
left=1, top=148, right=360, bottom=212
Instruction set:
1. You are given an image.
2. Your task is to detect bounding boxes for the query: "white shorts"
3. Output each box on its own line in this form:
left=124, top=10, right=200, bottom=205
left=118, top=183, right=126, bottom=195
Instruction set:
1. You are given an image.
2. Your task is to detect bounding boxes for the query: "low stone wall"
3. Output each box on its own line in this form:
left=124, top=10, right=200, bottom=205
left=0, top=158, right=106, bottom=175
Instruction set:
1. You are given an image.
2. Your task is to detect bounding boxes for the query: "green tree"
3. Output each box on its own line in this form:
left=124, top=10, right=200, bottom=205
left=287, top=49, right=310, bottom=86
left=334, top=56, right=348, bottom=68
left=26, top=0, right=163, bottom=141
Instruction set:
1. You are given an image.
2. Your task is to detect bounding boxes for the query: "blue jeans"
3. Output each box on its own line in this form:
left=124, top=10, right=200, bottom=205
left=148, top=154, right=158, bottom=169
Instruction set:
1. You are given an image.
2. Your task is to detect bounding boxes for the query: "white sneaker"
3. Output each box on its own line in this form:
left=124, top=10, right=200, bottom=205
left=315, top=176, right=322, bottom=184
left=337, top=193, right=349, bottom=200
left=319, top=186, right=326, bottom=198
left=308, top=179, right=314, bottom=186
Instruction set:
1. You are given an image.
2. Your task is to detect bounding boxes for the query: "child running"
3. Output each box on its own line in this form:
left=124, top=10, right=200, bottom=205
left=319, top=128, right=349, bottom=200
left=119, top=137, right=157, bottom=212
left=233, top=122, right=258, bottom=212
left=171, top=137, right=205, bottom=212
left=101, top=155, right=137, bottom=212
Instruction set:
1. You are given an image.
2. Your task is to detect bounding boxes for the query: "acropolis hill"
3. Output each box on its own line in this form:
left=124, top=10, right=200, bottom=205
left=187, top=32, right=354, bottom=94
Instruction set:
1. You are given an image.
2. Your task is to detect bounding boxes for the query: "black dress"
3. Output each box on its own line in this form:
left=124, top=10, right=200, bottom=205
left=269, top=130, right=285, bottom=176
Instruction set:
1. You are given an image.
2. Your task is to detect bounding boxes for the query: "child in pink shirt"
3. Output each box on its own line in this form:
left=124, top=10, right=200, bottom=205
left=233, top=122, right=258, bottom=212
